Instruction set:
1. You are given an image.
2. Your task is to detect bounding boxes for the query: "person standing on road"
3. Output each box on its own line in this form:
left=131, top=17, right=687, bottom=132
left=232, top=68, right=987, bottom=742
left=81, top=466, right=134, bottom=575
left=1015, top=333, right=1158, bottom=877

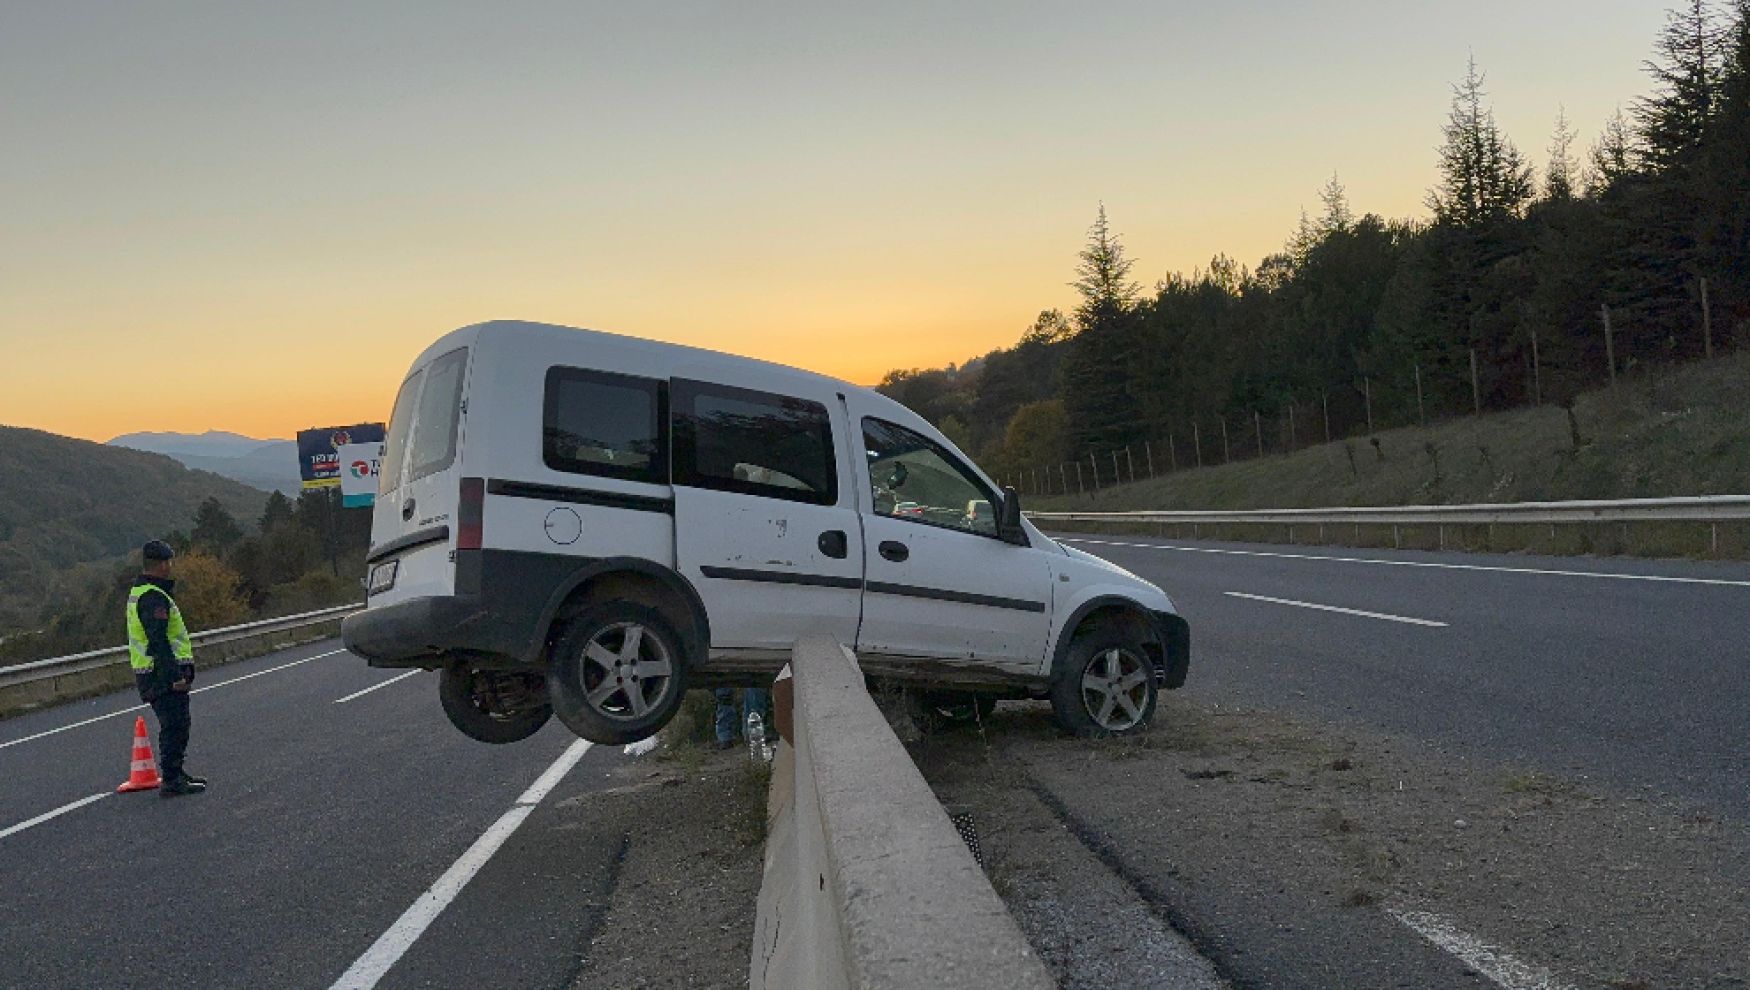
left=127, top=540, right=206, bottom=797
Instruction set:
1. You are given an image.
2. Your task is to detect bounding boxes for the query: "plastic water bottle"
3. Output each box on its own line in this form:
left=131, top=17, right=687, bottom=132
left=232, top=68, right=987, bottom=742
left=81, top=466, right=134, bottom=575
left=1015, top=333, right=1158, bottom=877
left=746, top=710, right=769, bottom=763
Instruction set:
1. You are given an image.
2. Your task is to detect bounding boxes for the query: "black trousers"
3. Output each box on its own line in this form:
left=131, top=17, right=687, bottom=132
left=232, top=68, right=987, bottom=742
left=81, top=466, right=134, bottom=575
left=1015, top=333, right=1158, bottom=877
left=149, top=690, right=191, bottom=781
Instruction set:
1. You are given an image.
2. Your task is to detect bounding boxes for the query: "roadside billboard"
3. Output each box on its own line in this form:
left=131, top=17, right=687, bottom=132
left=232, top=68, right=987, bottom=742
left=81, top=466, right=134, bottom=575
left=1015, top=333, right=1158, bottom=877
left=338, top=442, right=384, bottom=508
left=297, top=424, right=385, bottom=491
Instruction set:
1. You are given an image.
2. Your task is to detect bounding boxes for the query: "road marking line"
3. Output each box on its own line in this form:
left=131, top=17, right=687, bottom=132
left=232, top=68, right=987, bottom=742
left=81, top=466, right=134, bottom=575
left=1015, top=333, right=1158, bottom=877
left=1061, top=537, right=1750, bottom=587
left=1224, top=591, right=1448, bottom=627
left=0, top=792, right=109, bottom=842
left=0, top=648, right=348, bottom=752
left=328, top=739, right=593, bottom=990
left=333, top=670, right=420, bottom=704
left=1388, top=906, right=1574, bottom=990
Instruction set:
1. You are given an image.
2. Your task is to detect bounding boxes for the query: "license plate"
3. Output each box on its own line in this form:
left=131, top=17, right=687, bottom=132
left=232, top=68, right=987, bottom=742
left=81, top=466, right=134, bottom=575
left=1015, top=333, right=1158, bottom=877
left=368, top=560, right=399, bottom=595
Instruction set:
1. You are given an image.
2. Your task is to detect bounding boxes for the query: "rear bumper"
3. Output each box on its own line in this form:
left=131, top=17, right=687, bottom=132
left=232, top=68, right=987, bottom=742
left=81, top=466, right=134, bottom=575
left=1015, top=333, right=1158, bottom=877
left=1150, top=609, right=1190, bottom=689
left=341, top=595, right=531, bottom=668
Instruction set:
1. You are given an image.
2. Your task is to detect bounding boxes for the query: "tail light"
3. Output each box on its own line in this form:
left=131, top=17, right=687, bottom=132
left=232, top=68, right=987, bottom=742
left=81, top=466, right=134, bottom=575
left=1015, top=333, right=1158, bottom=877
left=457, top=477, right=485, bottom=550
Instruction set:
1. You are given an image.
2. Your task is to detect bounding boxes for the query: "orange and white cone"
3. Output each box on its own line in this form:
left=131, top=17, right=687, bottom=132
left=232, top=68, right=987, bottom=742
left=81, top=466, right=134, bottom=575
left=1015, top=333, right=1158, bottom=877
left=117, top=715, right=162, bottom=793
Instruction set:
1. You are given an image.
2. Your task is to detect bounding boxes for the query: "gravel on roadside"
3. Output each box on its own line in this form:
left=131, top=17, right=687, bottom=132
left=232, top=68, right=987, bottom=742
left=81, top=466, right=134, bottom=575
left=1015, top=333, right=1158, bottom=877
left=910, top=699, right=1750, bottom=990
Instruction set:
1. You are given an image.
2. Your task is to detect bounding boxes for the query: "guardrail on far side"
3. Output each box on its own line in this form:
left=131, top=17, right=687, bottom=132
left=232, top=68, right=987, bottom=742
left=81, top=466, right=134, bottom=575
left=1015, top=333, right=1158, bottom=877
left=752, top=636, right=1053, bottom=990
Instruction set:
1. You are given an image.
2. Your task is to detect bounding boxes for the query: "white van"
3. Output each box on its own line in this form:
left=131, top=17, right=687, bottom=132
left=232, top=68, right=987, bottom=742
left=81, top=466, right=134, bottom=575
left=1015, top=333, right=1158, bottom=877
left=341, top=321, right=1189, bottom=745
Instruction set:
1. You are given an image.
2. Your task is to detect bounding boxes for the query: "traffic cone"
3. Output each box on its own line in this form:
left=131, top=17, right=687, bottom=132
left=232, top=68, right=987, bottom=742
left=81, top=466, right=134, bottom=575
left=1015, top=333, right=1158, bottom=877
left=117, top=715, right=162, bottom=793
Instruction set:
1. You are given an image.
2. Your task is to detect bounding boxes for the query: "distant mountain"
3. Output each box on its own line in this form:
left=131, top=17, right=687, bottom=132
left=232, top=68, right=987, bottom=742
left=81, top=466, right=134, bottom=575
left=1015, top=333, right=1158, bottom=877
left=0, top=426, right=271, bottom=633
left=109, top=429, right=284, bottom=459
left=109, top=431, right=301, bottom=493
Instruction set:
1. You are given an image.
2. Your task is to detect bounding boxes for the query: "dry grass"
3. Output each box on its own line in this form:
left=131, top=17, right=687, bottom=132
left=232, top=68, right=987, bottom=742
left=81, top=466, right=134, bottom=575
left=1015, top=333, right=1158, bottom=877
left=1032, top=351, right=1750, bottom=560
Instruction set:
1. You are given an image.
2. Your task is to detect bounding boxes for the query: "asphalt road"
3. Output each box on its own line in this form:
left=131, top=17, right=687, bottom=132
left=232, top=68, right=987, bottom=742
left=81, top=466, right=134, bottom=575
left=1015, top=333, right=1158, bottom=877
left=0, top=640, right=630, bottom=990
left=1053, top=533, right=1750, bottom=818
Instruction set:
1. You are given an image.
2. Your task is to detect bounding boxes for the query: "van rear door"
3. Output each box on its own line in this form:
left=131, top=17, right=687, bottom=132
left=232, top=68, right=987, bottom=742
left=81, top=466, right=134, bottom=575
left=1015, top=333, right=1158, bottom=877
left=370, top=345, right=471, bottom=603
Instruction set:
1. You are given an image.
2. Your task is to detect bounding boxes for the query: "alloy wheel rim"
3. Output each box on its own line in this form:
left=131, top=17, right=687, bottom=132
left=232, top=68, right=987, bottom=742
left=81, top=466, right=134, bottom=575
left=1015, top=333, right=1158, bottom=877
left=1079, top=647, right=1149, bottom=731
left=579, top=621, right=673, bottom=720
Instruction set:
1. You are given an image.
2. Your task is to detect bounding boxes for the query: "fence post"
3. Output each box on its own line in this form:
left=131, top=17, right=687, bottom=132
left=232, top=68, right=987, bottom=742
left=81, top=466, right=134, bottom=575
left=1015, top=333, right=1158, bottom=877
left=1469, top=348, right=1481, bottom=416
left=1193, top=423, right=1203, bottom=468
left=1288, top=404, right=1296, bottom=448
left=1088, top=452, right=1099, bottom=490
left=1111, top=450, right=1121, bottom=487
left=1168, top=434, right=1178, bottom=472
left=1364, top=376, right=1374, bottom=432
left=1074, top=461, right=1084, bottom=495
left=1221, top=418, right=1231, bottom=463
left=1145, top=441, right=1155, bottom=478
left=1254, top=410, right=1264, bottom=459
left=1701, top=277, right=1714, bottom=360
left=1414, top=361, right=1426, bottom=426
left=1060, top=463, right=1069, bottom=496
left=1322, top=391, right=1331, bottom=444
left=1601, top=304, right=1617, bottom=386
left=1125, top=446, right=1136, bottom=484
left=1531, top=330, right=1543, bottom=406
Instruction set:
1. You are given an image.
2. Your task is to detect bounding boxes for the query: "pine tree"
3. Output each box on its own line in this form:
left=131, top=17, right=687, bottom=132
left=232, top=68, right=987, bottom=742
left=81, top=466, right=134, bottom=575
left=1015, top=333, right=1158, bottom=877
left=1428, top=57, right=1534, bottom=226
left=1586, top=107, right=1637, bottom=194
left=1637, top=0, right=1728, bottom=172
left=1070, top=202, right=1139, bottom=329
left=1062, top=205, right=1146, bottom=453
left=191, top=496, right=243, bottom=551
left=1544, top=106, right=1579, bottom=201
left=1696, top=0, right=1750, bottom=322
left=1319, top=173, right=1355, bottom=235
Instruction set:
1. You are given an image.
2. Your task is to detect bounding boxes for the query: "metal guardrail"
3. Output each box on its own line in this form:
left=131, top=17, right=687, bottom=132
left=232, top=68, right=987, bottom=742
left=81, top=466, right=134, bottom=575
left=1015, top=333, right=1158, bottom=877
left=1028, top=494, right=1750, bottom=527
left=0, top=603, right=362, bottom=691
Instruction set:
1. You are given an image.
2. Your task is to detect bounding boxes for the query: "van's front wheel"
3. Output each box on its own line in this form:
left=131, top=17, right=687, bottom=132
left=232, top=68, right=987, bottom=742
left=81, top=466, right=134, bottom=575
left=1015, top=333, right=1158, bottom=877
left=1049, top=627, right=1158, bottom=738
left=438, top=664, right=552, bottom=744
left=548, top=602, right=690, bottom=745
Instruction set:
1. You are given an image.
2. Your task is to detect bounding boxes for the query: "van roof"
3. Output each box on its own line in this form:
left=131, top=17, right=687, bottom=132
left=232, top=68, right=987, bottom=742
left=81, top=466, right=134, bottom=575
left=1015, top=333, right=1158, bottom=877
left=413, top=319, right=882, bottom=402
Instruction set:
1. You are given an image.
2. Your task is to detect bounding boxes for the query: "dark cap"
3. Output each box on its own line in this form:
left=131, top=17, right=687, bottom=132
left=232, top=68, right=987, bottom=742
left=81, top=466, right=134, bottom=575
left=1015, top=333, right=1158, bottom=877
left=142, top=540, right=176, bottom=561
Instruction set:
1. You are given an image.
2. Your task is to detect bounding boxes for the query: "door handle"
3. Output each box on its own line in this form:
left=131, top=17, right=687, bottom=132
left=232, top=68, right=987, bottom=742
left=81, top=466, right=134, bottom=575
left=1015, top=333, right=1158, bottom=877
left=818, top=530, right=848, bottom=559
left=879, top=540, right=909, bottom=563
left=402, top=498, right=416, bottom=522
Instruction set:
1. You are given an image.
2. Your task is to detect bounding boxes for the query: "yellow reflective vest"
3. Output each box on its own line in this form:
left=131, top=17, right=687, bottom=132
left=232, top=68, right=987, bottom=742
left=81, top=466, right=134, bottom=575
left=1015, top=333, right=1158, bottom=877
left=126, top=582, right=193, bottom=673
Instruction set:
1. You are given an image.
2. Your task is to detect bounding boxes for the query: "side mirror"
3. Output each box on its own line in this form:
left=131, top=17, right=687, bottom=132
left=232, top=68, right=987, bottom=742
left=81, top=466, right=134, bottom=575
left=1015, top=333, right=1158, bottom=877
left=997, top=486, right=1027, bottom=545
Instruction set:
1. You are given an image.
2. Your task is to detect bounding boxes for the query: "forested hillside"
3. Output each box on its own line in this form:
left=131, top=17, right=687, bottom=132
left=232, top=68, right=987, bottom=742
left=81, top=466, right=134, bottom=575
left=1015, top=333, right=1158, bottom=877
left=879, top=2, right=1750, bottom=490
left=0, top=425, right=269, bottom=634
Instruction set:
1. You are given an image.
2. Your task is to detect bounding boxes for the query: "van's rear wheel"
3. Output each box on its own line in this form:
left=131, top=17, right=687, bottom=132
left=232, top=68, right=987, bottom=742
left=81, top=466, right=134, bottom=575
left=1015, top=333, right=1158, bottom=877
left=438, top=664, right=552, bottom=744
left=1049, top=626, right=1157, bottom=738
left=548, top=602, right=690, bottom=745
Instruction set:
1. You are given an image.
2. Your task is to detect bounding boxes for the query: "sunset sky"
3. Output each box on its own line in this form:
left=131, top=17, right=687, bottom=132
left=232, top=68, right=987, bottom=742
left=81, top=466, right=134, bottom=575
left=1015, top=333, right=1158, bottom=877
left=1, top=1, right=1668, bottom=442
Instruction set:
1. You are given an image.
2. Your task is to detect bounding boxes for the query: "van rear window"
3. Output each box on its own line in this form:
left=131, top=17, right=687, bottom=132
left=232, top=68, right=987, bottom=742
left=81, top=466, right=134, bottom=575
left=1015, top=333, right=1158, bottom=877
left=543, top=367, right=668, bottom=483
left=380, top=369, right=423, bottom=492
left=408, top=347, right=469, bottom=482
left=672, top=380, right=837, bottom=506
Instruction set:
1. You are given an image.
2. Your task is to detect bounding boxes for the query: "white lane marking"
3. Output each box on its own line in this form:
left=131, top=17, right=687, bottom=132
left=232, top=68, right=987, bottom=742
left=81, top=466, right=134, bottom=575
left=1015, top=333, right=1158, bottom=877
left=1388, top=906, right=1574, bottom=990
left=1224, top=591, right=1448, bottom=627
left=327, top=739, right=593, bottom=990
left=0, top=649, right=348, bottom=752
left=0, top=792, right=110, bottom=842
left=333, top=670, right=420, bottom=705
left=1061, top=537, right=1750, bottom=588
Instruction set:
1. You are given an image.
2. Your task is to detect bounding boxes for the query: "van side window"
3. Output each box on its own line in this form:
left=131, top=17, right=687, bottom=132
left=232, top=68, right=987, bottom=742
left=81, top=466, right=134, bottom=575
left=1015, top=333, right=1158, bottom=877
left=862, top=417, right=998, bottom=537
left=380, top=369, right=424, bottom=493
left=672, top=380, right=837, bottom=506
left=408, top=347, right=469, bottom=482
left=543, top=367, right=668, bottom=484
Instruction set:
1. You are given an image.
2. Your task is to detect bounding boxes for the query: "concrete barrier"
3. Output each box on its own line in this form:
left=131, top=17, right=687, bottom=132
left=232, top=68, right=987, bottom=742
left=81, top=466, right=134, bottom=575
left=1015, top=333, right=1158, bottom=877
left=751, top=635, right=1053, bottom=990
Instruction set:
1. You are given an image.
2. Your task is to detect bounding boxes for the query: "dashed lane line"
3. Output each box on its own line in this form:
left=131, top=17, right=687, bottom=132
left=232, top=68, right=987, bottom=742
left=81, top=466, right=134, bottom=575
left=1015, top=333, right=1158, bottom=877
left=0, top=649, right=349, bottom=752
left=1387, top=905, right=1574, bottom=990
left=1224, top=591, right=1449, bottom=627
left=333, top=670, right=420, bottom=704
left=327, top=738, right=594, bottom=990
left=1059, top=537, right=1750, bottom=587
left=0, top=792, right=110, bottom=843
